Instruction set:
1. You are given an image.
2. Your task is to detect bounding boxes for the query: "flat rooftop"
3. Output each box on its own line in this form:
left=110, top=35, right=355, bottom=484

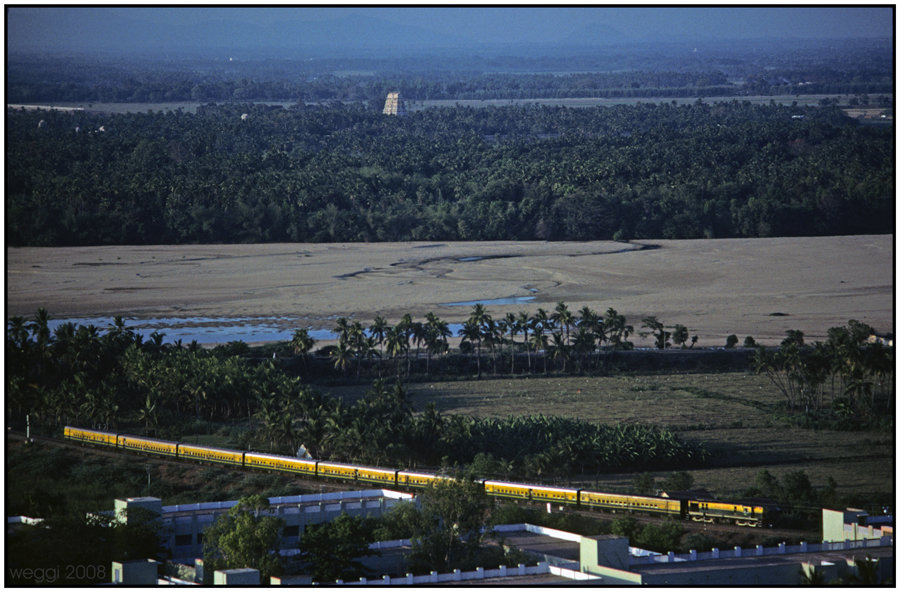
left=488, top=530, right=581, bottom=562
left=632, top=544, right=894, bottom=577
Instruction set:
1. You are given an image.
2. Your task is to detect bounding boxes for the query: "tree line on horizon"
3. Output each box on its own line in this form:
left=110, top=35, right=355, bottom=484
left=7, top=100, right=893, bottom=246
left=7, top=37, right=893, bottom=105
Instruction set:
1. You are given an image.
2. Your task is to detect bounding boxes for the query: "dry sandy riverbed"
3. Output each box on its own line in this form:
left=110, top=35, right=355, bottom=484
left=6, top=236, right=893, bottom=346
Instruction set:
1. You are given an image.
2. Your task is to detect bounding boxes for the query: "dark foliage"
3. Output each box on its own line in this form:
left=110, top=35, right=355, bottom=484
left=7, top=100, right=892, bottom=246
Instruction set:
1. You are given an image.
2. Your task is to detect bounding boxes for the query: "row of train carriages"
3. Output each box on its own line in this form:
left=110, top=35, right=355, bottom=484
left=64, top=426, right=773, bottom=527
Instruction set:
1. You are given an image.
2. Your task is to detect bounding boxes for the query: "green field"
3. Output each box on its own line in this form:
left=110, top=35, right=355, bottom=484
left=322, top=371, right=893, bottom=504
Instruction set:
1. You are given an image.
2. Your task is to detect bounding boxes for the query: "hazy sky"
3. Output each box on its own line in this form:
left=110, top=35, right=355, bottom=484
left=6, top=5, right=894, bottom=54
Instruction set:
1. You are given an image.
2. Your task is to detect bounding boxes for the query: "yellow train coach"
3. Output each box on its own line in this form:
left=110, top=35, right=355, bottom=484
left=482, top=481, right=533, bottom=501
left=397, top=471, right=440, bottom=489
left=356, top=466, right=399, bottom=486
left=579, top=490, right=682, bottom=517
left=64, top=426, right=117, bottom=447
left=483, top=481, right=579, bottom=504
left=178, top=443, right=244, bottom=466
left=316, top=460, right=359, bottom=482
left=117, top=434, right=179, bottom=458
left=244, top=452, right=317, bottom=476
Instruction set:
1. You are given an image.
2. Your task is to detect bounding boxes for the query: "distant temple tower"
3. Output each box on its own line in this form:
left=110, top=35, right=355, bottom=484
left=382, top=92, right=407, bottom=116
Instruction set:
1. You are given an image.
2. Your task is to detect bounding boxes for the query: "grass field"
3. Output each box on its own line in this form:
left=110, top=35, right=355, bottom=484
left=321, top=371, right=893, bottom=505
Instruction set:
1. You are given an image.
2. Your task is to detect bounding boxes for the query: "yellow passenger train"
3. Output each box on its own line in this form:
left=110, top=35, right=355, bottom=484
left=62, top=426, right=771, bottom=527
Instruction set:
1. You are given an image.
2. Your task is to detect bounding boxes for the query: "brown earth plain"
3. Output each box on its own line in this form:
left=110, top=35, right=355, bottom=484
left=7, top=235, right=893, bottom=347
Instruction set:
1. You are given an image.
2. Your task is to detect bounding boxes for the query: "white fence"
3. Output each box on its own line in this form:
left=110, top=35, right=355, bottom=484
left=332, top=562, right=601, bottom=585
left=162, top=489, right=411, bottom=514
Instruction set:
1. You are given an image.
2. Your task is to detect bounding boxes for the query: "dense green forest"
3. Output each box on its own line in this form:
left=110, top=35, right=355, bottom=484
left=6, top=99, right=893, bottom=245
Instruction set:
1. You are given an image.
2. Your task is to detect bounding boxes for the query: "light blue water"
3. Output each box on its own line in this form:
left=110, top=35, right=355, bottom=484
left=442, top=296, right=536, bottom=307
left=40, top=316, right=335, bottom=345
left=29, top=307, right=525, bottom=345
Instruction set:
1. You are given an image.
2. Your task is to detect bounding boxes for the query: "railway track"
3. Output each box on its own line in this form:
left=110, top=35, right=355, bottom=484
left=7, top=430, right=357, bottom=495
left=13, top=428, right=819, bottom=544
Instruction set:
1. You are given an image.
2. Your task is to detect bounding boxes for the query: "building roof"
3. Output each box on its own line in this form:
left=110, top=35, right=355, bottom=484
left=490, top=529, right=581, bottom=562
left=631, top=544, right=894, bottom=577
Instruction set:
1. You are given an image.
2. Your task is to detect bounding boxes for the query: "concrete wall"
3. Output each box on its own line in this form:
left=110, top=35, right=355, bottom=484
left=114, top=497, right=162, bottom=524
left=111, top=559, right=158, bottom=585
left=581, top=535, right=630, bottom=572
left=822, top=508, right=892, bottom=543
left=214, top=568, right=259, bottom=585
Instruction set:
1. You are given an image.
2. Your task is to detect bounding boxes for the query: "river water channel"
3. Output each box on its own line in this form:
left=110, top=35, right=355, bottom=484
left=42, top=295, right=535, bottom=345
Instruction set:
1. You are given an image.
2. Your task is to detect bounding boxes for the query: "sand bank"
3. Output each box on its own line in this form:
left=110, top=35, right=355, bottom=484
left=6, top=236, right=892, bottom=346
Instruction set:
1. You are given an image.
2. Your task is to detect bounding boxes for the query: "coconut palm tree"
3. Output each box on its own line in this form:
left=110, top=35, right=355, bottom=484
left=370, top=316, right=389, bottom=357
left=551, top=301, right=574, bottom=346
left=28, top=307, right=52, bottom=353
left=424, top=312, right=450, bottom=375
left=330, top=340, right=353, bottom=375
left=7, top=315, right=30, bottom=351
left=548, top=331, right=570, bottom=372
left=397, top=314, right=414, bottom=376
left=385, top=325, right=408, bottom=379
left=517, top=311, right=532, bottom=373
left=290, top=328, right=316, bottom=373
left=333, top=317, right=351, bottom=345
left=290, top=328, right=316, bottom=356
left=504, top=312, right=519, bottom=374
left=458, top=320, right=483, bottom=378
left=604, top=308, right=633, bottom=351
left=572, top=325, right=596, bottom=371
left=530, top=308, right=550, bottom=373
left=463, top=304, right=494, bottom=377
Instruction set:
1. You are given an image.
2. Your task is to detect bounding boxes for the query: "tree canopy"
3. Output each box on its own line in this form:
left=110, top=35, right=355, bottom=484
left=201, top=495, right=284, bottom=583
left=7, top=100, right=892, bottom=246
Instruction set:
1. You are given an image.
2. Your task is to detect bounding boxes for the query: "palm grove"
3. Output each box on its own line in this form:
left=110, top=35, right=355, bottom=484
left=7, top=100, right=893, bottom=246
left=8, top=302, right=890, bottom=478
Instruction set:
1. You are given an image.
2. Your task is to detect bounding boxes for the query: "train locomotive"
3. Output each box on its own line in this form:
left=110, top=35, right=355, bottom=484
left=63, top=426, right=770, bottom=527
